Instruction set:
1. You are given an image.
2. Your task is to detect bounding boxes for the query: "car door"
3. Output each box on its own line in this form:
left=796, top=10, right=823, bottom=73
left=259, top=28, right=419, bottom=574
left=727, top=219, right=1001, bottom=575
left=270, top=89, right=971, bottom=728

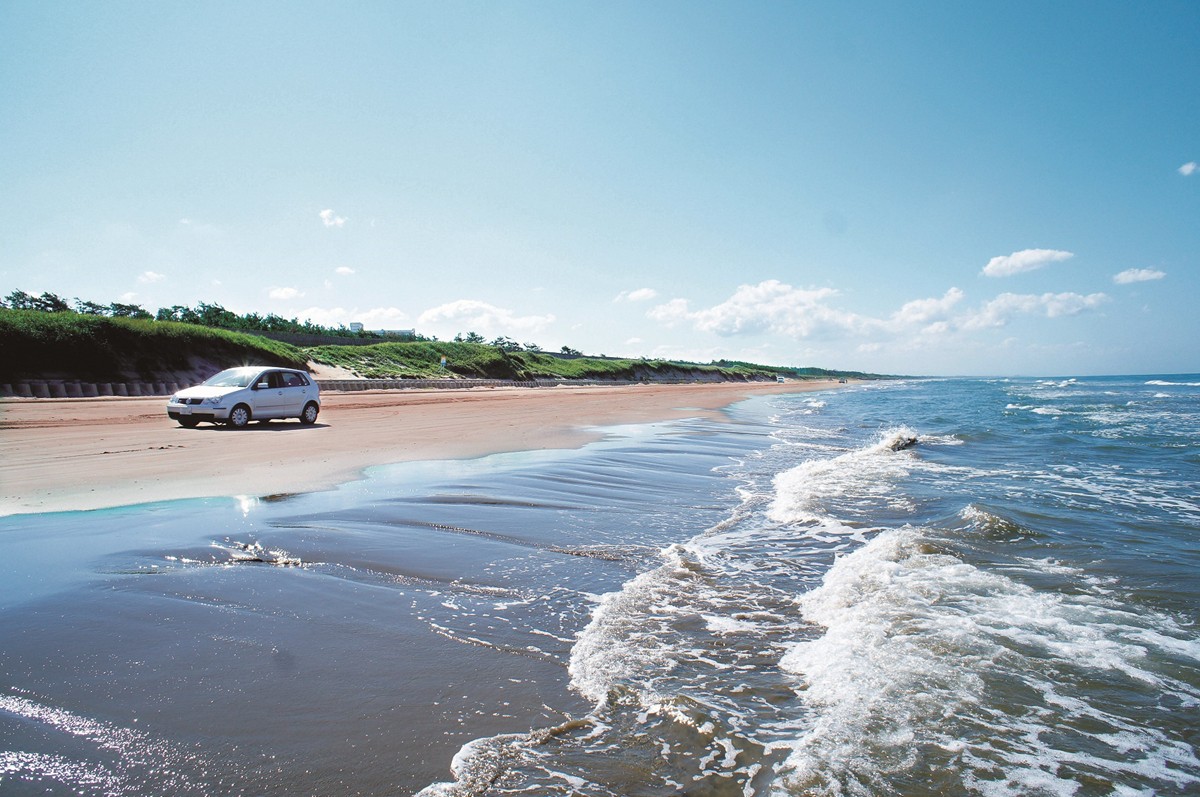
left=252, top=371, right=288, bottom=418
left=278, top=371, right=310, bottom=416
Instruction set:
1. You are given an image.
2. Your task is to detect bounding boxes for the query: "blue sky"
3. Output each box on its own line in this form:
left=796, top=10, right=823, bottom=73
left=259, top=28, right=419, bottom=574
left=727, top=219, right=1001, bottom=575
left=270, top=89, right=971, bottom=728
left=1, top=1, right=1196, bottom=376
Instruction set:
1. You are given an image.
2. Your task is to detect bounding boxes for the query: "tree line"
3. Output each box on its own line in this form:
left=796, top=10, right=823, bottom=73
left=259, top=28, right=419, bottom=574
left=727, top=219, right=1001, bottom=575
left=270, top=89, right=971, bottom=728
left=0, top=290, right=422, bottom=340
left=451, top=331, right=581, bottom=355
left=1, top=290, right=584, bottom=355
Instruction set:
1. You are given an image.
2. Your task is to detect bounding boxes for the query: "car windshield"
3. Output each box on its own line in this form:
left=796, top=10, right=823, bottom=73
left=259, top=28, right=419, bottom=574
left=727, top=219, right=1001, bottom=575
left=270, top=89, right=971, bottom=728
left=202, top=368, right=259, bottom=388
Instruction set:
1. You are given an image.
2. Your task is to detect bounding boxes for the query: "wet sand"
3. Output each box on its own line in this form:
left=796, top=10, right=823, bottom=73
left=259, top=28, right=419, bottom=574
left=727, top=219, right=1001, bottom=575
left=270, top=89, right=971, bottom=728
left=0, top=381, right=837, bottom=516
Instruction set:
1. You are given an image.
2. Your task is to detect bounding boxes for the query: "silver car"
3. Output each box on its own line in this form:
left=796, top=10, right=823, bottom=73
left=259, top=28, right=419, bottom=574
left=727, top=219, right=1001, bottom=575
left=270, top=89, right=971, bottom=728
left=167, top=366, right=320, bottom=428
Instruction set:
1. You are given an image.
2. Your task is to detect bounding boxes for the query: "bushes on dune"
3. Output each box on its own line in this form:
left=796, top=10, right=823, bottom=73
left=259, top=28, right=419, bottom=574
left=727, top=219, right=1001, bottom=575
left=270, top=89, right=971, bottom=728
left=1, top=307, right=871, bottom=384
left=304, top=341, right=780, bottom=381
left=0, top=309, right=309, bottom=381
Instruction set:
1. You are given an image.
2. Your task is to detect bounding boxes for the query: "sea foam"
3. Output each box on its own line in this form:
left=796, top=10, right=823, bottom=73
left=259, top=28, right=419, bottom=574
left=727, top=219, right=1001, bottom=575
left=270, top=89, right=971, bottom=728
left=776, top=526, right=1200, bottom=796
left=767, top=427, right=920, bottom=528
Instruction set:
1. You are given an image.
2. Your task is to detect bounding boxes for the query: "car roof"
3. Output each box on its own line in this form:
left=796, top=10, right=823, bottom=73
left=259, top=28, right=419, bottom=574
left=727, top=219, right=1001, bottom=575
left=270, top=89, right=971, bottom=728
left=223, top=365, right=304, bottom=374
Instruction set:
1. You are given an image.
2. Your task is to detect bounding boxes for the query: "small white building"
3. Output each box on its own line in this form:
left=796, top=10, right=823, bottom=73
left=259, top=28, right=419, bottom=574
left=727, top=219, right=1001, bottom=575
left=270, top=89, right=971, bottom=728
left=349, top=323, right=415, bottom=338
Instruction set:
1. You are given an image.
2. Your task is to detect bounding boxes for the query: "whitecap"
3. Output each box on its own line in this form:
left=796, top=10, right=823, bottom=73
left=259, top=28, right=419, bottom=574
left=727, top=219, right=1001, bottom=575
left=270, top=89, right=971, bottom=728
left=774, top=528, right=1200, bottom=796
left=767, top=427, right=920, bottom=527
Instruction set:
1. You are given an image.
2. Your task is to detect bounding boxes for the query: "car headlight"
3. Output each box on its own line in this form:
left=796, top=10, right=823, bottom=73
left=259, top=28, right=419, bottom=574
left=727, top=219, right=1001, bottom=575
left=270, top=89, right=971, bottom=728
left=203, top=396, right=223, bottom=406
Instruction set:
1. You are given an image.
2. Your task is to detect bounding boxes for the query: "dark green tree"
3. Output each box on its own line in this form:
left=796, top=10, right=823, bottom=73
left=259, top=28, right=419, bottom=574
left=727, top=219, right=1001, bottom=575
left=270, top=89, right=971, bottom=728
left=108, top=302, right=152, bottom=319
left=156, top=305, right=201, bottom=323
left=196, top=302, right=238, bottom=328
left=490, top=336, right=522, bottom=352
left=75, top=299, right=108, bottom=315
left=31, top=292, right=71, bottom=312
left=3, top=290, right=35, bottom=309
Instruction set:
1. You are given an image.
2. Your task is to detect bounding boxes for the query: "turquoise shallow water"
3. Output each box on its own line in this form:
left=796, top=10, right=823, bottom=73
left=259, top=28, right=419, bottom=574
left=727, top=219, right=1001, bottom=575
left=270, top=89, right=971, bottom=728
left=2, top=377, right=1198, bottom=796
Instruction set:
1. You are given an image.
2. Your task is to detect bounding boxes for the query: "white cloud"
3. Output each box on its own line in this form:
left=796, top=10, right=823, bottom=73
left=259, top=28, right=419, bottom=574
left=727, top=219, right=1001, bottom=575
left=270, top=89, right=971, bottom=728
left=641, top=341, right=793, bottom=368
left=647, top=280, right=860, bottom=339
left=615, top=287, right=659, bottom=302
left=319, top=208, right=347, bottom=228
left=289, top=306, right=410, bottom=329
left=982, top=249, right=1074, bottom=278
left=351, top=308, right=411, bottom=329
left=960, top=292, right=1108, bottom=329
left=645, top=277, right=1113, bottom=370
left=890, top=287, right=965, bottom=327
left=137, top=270, right=166, bottom=284
left=418, top=299, right=555, bottom=335
left=268, top=286, right=304, bottom=300
left=646, top=298, right=692, bottom=326
left=1113, top=268, right=1166, bottom=284
left=1040, top=292, right=1107, bottom=317
left=335, top=266, right=356, bottom=276
left=1179, top=161, right=1197, bottom=176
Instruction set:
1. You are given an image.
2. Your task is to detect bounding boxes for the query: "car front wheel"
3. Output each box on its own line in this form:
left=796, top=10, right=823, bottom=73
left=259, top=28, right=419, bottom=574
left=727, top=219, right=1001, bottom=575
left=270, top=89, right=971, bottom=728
left=228, top=404, right=252, bottom=428
left=177, top=417, right=200, bottom=428
left=300, top=402, right=319, bottom=425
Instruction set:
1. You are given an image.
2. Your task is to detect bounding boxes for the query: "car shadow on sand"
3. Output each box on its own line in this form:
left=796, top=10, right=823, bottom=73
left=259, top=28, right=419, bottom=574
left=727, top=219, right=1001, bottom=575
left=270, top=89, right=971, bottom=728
left=180, top=421, right=331, bottom=432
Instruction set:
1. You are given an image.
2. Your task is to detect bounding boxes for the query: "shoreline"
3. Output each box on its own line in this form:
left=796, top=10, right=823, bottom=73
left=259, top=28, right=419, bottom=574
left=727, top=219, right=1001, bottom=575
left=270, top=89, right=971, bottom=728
left=0, top=381, right=840, bottom=517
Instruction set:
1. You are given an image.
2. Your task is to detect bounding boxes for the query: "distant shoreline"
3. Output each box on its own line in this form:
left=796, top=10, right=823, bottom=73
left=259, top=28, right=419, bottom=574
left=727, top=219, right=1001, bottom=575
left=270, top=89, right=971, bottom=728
left=0, top=380, right=841, bottom=517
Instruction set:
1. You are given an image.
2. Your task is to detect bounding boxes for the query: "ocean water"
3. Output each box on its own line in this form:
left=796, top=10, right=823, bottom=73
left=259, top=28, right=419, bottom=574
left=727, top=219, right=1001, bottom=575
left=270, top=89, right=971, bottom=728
left=1, top=377, right=1198, bottom=796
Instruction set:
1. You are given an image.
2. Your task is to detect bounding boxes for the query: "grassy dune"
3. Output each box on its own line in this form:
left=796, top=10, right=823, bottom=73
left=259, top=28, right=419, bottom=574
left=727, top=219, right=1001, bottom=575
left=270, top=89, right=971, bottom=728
left=0, top=309, right=309, bottom=382
left=1, top=308, right=857, bottom=385
left=304, top=341, right=784, bottom=381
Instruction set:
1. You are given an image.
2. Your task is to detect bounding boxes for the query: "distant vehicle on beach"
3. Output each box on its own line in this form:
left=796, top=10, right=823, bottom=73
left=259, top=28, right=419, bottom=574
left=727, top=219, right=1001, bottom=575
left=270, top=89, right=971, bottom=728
left=166, top=366, right=320, bottom=428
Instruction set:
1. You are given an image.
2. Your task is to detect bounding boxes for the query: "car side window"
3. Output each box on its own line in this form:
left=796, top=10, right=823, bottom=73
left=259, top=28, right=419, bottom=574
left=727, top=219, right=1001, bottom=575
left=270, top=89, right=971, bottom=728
left=282, top=372, right=304, bottom=388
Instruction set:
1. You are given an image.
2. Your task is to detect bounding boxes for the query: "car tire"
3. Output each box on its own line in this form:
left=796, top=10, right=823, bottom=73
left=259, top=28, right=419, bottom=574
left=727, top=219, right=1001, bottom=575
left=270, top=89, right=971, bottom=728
left=228, top=404, right=252, bottom=428
left=300, top=402, right=319, bottom=425
left=177, top=417, right=200, bottom=428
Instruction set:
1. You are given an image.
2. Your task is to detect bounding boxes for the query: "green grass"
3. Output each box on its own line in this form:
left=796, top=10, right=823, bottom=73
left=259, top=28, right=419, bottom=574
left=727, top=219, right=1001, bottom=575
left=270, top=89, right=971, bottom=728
left=0, top=309, right=309, bottom=381
left=305, top=341, right=784, bottom=381
left=1, top=308, right=879, bottom=384
left=306, top=341, right=532, bottom=379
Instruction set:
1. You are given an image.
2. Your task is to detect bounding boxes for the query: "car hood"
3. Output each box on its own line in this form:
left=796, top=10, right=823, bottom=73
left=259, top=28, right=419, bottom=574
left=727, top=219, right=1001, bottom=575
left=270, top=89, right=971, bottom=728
left=173, top=385, right=244, bottom=401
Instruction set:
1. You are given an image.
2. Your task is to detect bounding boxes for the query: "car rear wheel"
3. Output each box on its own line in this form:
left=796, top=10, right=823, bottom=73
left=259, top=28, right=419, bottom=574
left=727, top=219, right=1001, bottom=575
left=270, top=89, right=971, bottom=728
left=228, top=404, right=251, bottom=428
left=300, top=402, right=319, bottom=425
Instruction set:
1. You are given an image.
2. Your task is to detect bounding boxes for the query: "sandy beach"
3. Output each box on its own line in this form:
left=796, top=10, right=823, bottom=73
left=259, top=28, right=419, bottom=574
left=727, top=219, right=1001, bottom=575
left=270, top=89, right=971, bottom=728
left=0, top=381, right=836, bottom=516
